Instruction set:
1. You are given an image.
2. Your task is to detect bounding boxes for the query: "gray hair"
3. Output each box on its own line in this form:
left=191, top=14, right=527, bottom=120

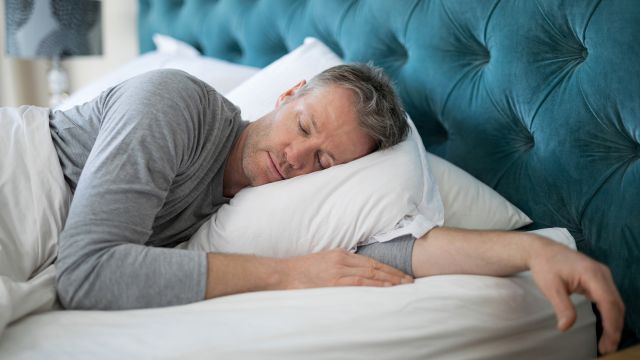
left=292, top=63, right=409, bottom=150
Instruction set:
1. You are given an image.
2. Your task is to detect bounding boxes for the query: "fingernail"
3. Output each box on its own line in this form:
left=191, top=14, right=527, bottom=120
left=557, top=317, right=568, bottom=330
left=384, top=282, right=392, bottom=287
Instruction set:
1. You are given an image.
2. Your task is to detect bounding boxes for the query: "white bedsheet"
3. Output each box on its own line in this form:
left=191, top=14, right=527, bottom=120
left=0, top=271, right=595, bottom=359
left=0, top=106, right=596, bottom=359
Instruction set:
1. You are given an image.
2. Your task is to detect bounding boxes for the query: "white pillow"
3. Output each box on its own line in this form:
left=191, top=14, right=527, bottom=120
left=56, top=35, right=260, bottom=111
left=427, top=153, right=532, bottom=230
left=154, top=34, right=260, bottom=94
left=55, top=51, right=176, bottom=111
left=185, top=128, right=443, bottom=256
left=226, top=37, right=344, bottom=120
left=183, top=38, right=445, bottom=257
left=162, top=57, right=259, bottom=95
left=152, top=34, right=200, bottom=57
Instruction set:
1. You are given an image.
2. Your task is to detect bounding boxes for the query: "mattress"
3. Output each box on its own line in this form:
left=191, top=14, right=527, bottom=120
left=0, top=271, right=595, bottom=359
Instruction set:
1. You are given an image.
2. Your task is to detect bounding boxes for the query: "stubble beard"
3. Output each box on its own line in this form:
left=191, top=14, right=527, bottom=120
left=241, top=120, right=272, bottom=186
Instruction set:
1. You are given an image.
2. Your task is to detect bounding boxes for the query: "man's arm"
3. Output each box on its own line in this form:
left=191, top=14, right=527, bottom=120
left=55, top=70, right=212, bottom=310
left=411, top=227, right=625, bottom=355
left=205, top=249, right=414, bottom=299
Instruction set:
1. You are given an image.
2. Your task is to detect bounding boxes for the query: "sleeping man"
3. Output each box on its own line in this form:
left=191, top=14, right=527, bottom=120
left=51, top=64, right=623, bottom=354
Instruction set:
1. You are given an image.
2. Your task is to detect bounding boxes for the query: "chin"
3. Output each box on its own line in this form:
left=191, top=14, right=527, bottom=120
left=246, top=165, right=271, bottom=187
left=246, top=169, right=268, bottom=187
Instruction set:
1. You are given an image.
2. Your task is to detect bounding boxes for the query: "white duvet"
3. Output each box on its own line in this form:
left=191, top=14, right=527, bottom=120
left=0, top=106, right=70, bottom=337
left=0, top=106, right=596, bottom=359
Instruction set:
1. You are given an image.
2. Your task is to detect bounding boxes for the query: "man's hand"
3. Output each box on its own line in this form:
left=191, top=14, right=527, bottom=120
left=206, top=249, right=413, bottom=300
left=527, top=238, right=625, bottom=355
left=411, top=227, right=625, bottom=355
left=282, top=248, right=414, bottom=289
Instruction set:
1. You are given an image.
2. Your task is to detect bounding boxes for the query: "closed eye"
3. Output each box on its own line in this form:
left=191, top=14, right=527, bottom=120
left=298, top=119, right=309, bottom=136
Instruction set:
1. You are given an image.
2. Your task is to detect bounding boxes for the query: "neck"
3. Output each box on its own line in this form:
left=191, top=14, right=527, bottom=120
left=223, top=124, right=251, bottom=198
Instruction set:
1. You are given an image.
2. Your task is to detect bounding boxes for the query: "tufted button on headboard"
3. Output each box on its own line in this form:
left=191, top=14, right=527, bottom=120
left=139, top=0, right=640, bottom=346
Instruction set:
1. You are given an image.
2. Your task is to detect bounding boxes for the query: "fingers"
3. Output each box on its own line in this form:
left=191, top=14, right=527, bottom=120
left=337, top=251, right=414, bottom=287
left=529, top=244, right=625, bottom=356
left=539, top=277, right=577, bottom=332
left=598, top=305, right=623, bottom=355
left=335, top=276, right=396, bottom=287
left=347, top=265, right=413, bottom=285
left=582, top=266, right=625, bottom=355
left=537, top=259, right=624, bottom=355
left=534, top=269, right=576, bottom=331
left=346, top=252, right=412, bottom=279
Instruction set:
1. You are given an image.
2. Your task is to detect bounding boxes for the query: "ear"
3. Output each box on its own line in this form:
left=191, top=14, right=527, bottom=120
left=275, top=80, right=307, bottom=108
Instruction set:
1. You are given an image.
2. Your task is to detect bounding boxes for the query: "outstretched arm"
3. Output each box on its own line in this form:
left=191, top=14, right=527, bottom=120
left=411, top=227, right=624, bottom=355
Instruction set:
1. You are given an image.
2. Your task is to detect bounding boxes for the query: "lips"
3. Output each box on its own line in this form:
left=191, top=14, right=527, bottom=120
left=268, top=152, right=285, bottom=180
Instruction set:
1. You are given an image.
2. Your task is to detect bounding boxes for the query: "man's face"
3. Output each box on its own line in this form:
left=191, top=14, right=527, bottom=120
left=236, top=82, right=376, bottom=188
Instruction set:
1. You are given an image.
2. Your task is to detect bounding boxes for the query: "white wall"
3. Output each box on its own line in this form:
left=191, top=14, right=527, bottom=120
left=0, top=0, right=138, bottom=107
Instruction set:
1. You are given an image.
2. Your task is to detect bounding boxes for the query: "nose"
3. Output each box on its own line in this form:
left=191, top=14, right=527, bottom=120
left=284, top=140, right=316, bottom=175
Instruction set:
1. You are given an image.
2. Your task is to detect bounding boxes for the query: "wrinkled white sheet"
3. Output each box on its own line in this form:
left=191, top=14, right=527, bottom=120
left=0, top=106, right=70, bottom=336
left=0, top=272, right=595, bottom=359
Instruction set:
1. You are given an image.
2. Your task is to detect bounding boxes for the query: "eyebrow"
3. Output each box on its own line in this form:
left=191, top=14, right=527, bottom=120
left=307, top=113, right=336, bottom=164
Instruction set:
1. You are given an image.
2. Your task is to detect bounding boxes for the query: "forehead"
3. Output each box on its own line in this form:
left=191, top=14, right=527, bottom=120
left=293, top=85, right=375, bottom=163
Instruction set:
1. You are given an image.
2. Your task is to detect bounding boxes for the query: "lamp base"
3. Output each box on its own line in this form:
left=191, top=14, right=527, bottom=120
left=48, top=58, right=69, bottom=108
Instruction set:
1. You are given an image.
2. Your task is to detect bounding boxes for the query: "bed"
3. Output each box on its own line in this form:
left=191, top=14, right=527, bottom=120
left=0, top=0, right=638, bottom=358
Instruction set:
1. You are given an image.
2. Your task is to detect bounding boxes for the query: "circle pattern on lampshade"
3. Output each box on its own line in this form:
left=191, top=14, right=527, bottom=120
left=5, top=0, right=102, bottom=58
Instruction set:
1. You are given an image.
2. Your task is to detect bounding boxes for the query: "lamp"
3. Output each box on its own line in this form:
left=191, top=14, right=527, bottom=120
left=4, top=0, right=102, bottom=107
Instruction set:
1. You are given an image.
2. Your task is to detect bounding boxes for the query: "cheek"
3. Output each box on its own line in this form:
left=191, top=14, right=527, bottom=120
left=242, top=143, right=269, bottom=186
left=269, top=121, right=296, bottom=148
left=249, top=121, right=274, bottom=148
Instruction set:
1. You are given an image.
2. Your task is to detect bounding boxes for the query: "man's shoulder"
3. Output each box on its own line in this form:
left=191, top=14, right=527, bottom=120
left=130, top=69, right=210, bottom=94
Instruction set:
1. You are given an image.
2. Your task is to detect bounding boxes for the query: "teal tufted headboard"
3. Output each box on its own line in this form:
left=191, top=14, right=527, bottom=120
left=138, top=0, right=640, bottom=347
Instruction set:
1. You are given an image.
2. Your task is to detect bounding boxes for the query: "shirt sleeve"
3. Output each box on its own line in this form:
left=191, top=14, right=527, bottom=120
left=355, top=234, right=416, bottom=276
left=55, top=70, right=212, bottom=310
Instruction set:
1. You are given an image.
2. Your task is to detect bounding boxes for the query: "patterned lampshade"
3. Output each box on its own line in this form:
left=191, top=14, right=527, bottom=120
left=5, top=0, right=102, bottom=59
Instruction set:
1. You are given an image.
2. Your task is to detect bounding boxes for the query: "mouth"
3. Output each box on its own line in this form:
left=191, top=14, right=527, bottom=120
left=267, top=152, right=285, bottom=180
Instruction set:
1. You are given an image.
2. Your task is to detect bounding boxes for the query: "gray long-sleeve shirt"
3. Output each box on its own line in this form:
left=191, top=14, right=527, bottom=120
left=51, top=69, right=414, bottom=311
